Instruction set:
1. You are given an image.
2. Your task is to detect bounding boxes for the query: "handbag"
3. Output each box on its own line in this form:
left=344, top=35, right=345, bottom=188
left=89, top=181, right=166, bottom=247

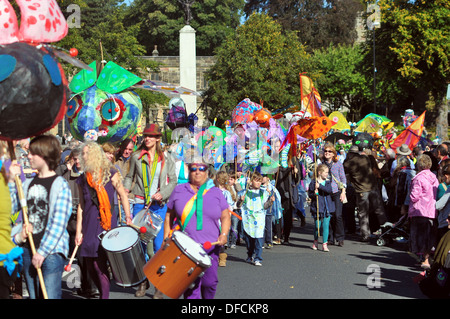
left=330, top=173, right=347, bottom=203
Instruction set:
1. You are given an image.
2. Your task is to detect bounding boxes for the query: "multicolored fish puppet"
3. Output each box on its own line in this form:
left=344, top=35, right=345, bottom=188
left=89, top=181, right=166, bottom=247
left=67, top=61, right=143, bottom=144
left=67, top=60, right=201, bottom=144
left=231, top=98, right=263, bottom=125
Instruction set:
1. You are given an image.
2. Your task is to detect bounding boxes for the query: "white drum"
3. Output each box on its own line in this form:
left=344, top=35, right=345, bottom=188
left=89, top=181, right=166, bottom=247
left=100, top=226, right=147, bottom=287
left=132, top=208, right=163, bottom=243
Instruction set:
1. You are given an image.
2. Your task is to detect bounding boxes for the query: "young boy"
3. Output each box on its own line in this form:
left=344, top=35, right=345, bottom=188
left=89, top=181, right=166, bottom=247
left=9, top=135, right=72, bottom=299
left=308, top=164, right=335, bottom=252
left=237, top=171, right=274, bottom=266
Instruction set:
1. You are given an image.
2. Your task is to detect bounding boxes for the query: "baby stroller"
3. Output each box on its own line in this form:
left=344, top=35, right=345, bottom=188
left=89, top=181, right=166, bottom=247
left=376, top=215, right=409, bottom=247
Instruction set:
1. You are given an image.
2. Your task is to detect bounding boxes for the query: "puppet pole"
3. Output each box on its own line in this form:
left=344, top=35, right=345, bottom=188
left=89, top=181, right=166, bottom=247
left=8, top=141, right=48, bottom=299
left=313, top=141, right=320, bottom=238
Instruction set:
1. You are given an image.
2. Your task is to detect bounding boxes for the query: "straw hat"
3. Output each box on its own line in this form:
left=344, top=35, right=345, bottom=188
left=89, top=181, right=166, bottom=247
left=396, top=144, right=412, bottom=156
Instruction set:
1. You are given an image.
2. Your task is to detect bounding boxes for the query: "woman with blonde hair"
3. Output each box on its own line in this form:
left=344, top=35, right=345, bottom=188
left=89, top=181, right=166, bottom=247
left=75, top=141, right=132, bottom=299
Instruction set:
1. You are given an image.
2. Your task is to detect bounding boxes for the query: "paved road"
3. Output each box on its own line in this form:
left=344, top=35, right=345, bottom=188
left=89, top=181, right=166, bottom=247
left=61, top=215, right=426, bottom=301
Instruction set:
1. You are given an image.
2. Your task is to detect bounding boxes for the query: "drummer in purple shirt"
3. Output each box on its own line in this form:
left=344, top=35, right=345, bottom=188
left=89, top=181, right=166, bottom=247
left=164, top=161, right=231, bottom=299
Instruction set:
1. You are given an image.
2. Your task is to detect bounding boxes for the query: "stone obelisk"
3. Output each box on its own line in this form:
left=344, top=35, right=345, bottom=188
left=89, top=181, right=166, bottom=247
left=179, top=0, right=197, bottom=116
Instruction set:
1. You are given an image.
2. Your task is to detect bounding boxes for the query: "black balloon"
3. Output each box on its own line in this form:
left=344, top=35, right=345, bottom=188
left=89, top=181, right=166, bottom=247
left=0, top=42, right=68, bottom=141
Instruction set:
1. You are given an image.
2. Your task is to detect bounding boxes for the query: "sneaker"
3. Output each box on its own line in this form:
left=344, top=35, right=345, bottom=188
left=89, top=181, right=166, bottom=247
left=230, top=244, right=236, bottom=249
left=246, top=257, right=254, bottom=264
left=312, top=240, right=318, bottom=250
left=323, top=243, right=329, bottom=252
left=254, top=261, right=262, bottom=266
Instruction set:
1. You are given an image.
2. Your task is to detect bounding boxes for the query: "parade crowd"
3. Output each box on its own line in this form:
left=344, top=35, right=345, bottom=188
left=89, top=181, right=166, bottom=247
left=1, top=124, right=450, bottom=300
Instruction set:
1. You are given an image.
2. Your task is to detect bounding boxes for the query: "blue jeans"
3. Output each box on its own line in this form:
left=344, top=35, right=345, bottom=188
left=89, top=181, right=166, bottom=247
left=228, top=212, right=240, bottom=246
left=22, top=248, right=65, bottom=299
left=244, top=231, right=264, bottom=262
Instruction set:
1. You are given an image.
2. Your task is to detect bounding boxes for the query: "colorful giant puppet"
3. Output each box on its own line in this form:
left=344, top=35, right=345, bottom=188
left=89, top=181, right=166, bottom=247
left=67, top=61, right=143, bottom=144
left=67, top=60, right=200, bottom=144
left=0, top=0, right=91, bottom=141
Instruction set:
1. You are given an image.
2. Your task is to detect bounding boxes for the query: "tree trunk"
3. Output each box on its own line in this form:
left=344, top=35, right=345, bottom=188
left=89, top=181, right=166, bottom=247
left=435, top=96, right=449, bottom=142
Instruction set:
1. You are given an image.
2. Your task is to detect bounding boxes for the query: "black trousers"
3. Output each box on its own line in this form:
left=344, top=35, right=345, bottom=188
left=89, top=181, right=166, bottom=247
left=0, top=265, right=18, bottom=299
left=282, top=199, right=293, bottom=241
left=330, top=192, right=345, bottom=242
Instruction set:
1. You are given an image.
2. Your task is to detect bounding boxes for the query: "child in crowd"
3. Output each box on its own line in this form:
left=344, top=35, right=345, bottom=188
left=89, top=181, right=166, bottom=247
left=9, top=135, right=72, bottom=299
left=237, top=171, right=274, bottom=266
left=214, top=171, right=235, bottom=267
left=308, top=164, right=335, bottom=252
left=227, top=172, right=241, bottom=248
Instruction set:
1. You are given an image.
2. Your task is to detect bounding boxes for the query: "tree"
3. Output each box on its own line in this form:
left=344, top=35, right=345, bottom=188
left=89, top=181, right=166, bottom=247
left=313, top=44, right=371, bottom=120
left=123, top=0, right=245, bottom=56
left=57, top=0, right=167, bottom=114
left=362, top=0, right=450, bottom=136
left=58, top=1, right=157, bottom=73
left=244, top=0, right=364, bottom=51
left=202, top=13, right=317, bottom=122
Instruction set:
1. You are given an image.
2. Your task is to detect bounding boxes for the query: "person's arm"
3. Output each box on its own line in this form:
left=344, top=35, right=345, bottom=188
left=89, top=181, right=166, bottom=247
left=164, top=207, right=177, bottom=240
left=157, top=156, right=178, bottom=202
left=409, top=179, right=422, bottom=204
left=217, top=208, right=231, bottom=246
left=318, top=180, right=333, bottom=195
left=35, top=179, right=72, bottom=267
left=436, top=191, right=450, bottom=211
left=75, top=183, right=84, bottom=246
left=111, top=172, right=132, bottom=225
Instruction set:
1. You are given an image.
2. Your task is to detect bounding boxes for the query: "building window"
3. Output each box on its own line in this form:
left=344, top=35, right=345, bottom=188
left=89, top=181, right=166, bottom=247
left=151, top=73, right=160, bottom=81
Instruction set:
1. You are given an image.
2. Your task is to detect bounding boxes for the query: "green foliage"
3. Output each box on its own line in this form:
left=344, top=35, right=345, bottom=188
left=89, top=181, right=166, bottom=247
left=244, top=0, right=364, bottom=52
left=202, top=13, right=317, bottom=122
left=122, top=0, right=244, bottom=56
left=313, top=44, right=371, bottom=117
left=58, top=1, right=159, bottom=73
left=362, top=0, right=450, bottom=100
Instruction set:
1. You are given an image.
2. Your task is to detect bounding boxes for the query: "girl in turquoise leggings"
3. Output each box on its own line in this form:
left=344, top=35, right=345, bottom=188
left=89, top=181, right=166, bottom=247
left=308, top=164, right=335, bottom=252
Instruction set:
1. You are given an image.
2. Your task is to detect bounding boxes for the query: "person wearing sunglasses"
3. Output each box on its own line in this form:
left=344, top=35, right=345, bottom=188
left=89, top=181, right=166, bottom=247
left=164, top=158, right=231, bottom=299
left=320, top=142, right=347, bottom=247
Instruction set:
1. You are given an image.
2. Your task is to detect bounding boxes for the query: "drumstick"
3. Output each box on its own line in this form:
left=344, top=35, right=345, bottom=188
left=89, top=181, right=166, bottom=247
left=203, top=241, right=220, bottom=250
left=64, top=244, right=79, bottom=272
left=128, top=224, right=147, bottom=234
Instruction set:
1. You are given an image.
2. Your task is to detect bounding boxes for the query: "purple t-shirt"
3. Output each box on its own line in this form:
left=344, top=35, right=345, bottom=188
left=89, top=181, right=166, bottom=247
left=167, top=183, right=228, bottom=250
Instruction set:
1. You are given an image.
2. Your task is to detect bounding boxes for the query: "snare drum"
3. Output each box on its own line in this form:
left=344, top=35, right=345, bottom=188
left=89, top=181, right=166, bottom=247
left=100, top=226, right=147, bottom=287
left=132, top=207, right=163, bottom=244
left=143, top=231, right=212, bottom=299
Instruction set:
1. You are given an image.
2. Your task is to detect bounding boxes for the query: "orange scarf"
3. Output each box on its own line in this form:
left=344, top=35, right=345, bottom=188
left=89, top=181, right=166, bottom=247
left=86, top=171, right=112, bottom=231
